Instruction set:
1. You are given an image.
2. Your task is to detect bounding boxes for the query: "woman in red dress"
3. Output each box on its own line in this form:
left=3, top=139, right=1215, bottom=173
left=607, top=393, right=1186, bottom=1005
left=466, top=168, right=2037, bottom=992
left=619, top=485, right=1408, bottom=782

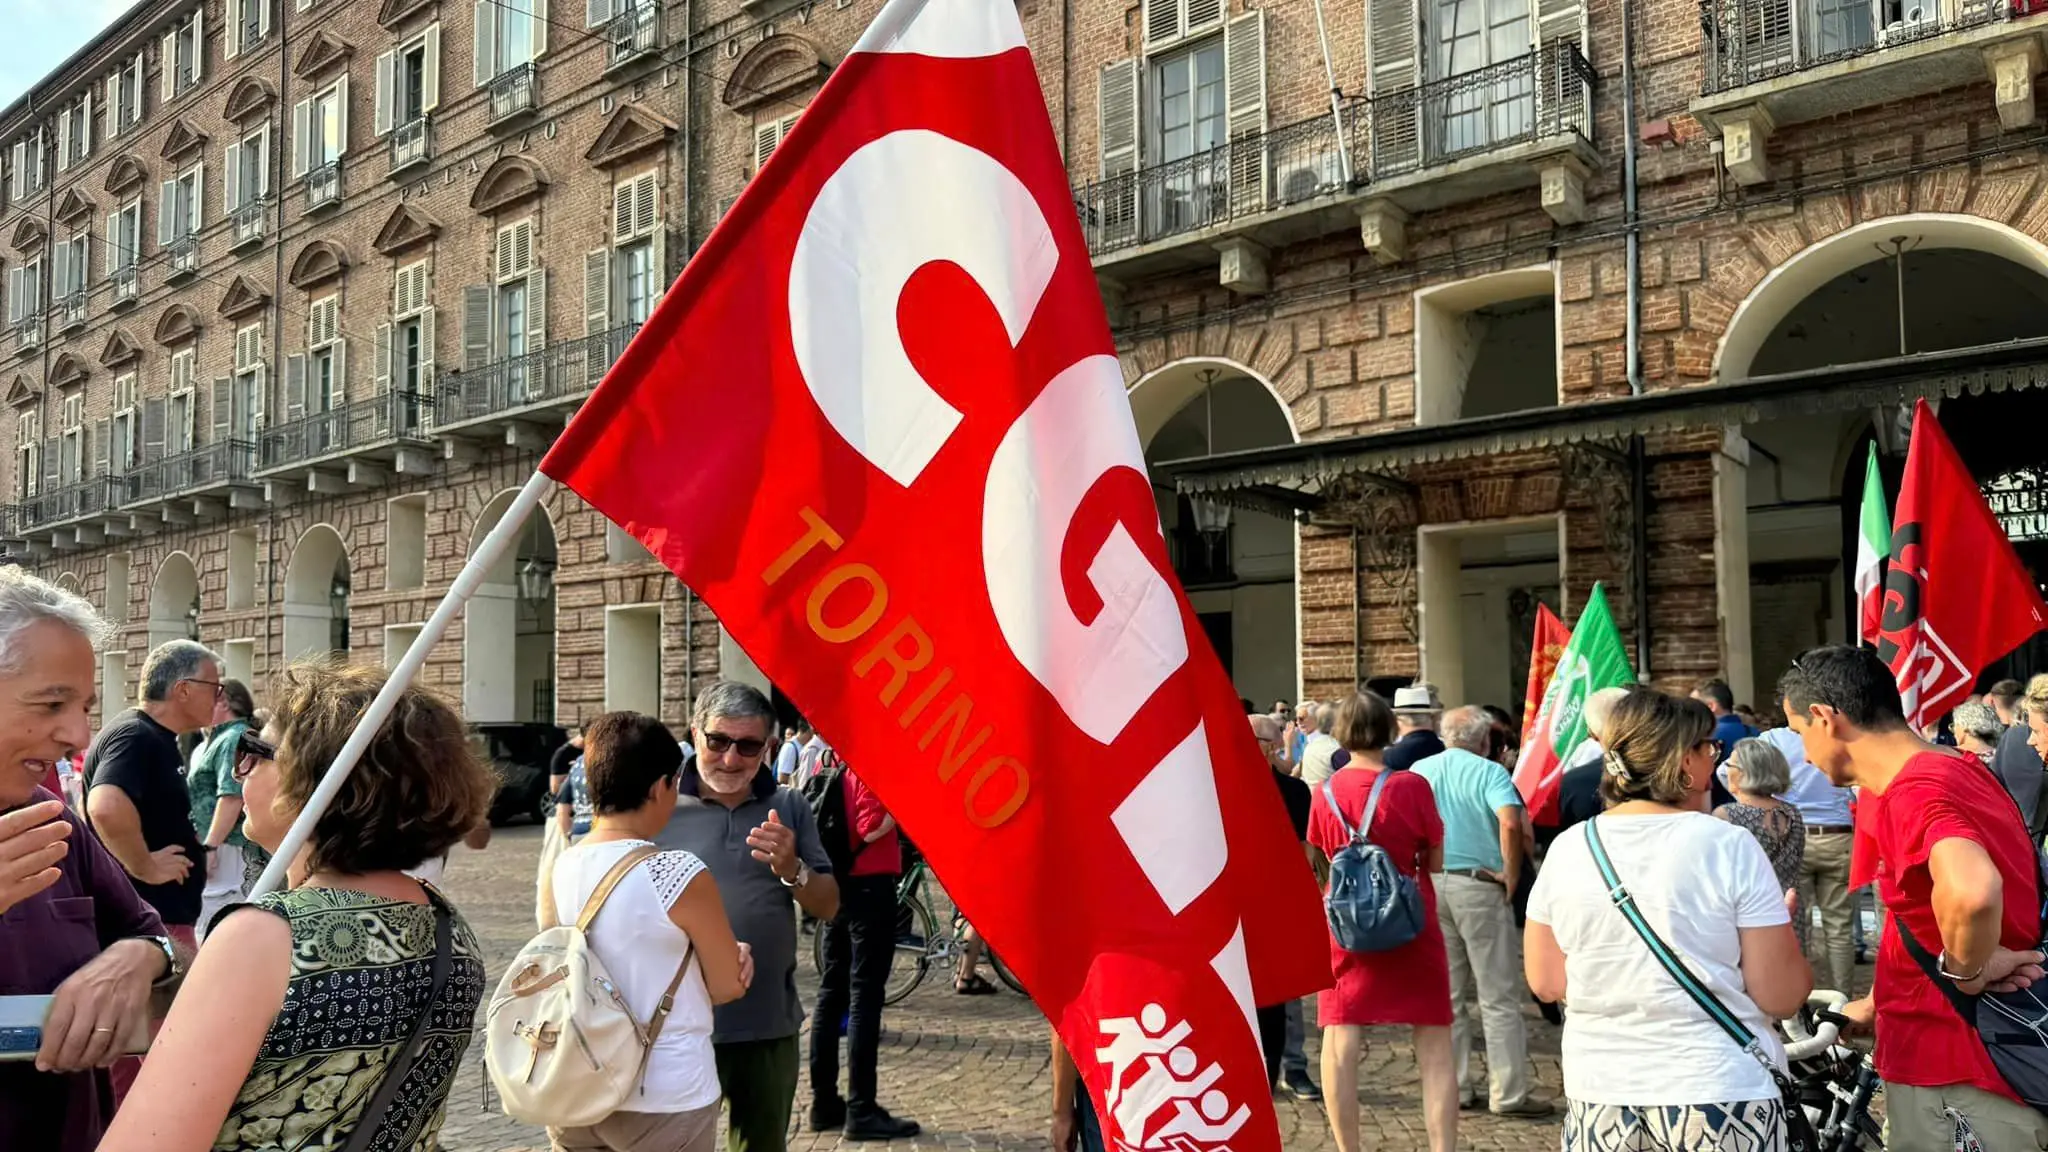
left=1308, top=690, right=1454, bottom=1152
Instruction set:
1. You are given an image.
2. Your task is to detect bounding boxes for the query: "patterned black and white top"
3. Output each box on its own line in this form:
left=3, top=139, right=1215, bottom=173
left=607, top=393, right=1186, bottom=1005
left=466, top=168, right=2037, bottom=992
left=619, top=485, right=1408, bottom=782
left=212, top=886, right=487, bottom=1152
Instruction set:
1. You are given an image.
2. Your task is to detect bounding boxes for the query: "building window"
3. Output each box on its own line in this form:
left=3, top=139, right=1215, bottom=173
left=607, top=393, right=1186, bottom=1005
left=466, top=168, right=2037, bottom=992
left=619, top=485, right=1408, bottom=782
left=296, top=81, right=347, bottom=174
left=106, top=200, right=142, bottom=275
left=163, top=10, right=205, bottom=99
left=618, top=243, right=653, bottom=326
left=752, top=112, right=798, bottom=170
left=112, top=372, right=138, bottom=471
left=1430, top=0, right=1532, bottom=151
left=497, top=0, right=536, bottom=71
left=307, top=295, right=342, bottom=413
left=228, top=0, right=270, bottom=57
left=227, top=123, right=270, bottom=210
left=54, top=232, right=88, bottom=304
left=397, top=316, right=424, bottom=390
left=1146, top=41, right=1224, bottom=168
left=60, top=392, right=82, bottom=485
left=609, top=172, right=660, bottom=327
left=497, top=281, right=526, bottom=363
left=168, top=348, right=197, bottom=455
left=6, top=259, right=41, bottom=329
left=107, top=54, right=145, bottom=137
left=10, top=129, right=45, bottom=200
left=15, top=409, right=40, bottom=498
left=160, top=163, right=204, bottom=242
left=57, top=97, right=92, bottom=172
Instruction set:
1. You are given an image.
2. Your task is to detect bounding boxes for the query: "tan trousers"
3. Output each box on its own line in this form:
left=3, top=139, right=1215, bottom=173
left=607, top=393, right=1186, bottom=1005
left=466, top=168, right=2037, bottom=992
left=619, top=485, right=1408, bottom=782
left=550, top=1104, right=721, bottom=1152
left=1436, top=871, right=1532, bottom=1110
left=1801, top=831, right=1855, bottom=995
left=1887, top=1082, right=2048, bottom=1151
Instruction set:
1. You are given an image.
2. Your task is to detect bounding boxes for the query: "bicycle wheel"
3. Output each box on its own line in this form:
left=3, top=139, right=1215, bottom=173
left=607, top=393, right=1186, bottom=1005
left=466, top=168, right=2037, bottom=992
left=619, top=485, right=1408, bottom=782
left=810, top=894, right=936, bottom=1007
left=989, top=948, right=1027, bottom=997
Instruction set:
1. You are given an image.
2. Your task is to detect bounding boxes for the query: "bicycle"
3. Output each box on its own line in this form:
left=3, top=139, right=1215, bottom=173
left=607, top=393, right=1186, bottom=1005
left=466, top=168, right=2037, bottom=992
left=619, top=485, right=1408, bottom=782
left=1782, top=991, right=1884, bottom=1150
left=811, top=852, right=1026, bottom=1005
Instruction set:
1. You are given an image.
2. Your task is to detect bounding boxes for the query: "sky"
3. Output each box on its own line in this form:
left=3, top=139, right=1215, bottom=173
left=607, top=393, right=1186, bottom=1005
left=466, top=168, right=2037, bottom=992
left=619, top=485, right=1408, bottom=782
left=0, top=0, right=136, bottom=111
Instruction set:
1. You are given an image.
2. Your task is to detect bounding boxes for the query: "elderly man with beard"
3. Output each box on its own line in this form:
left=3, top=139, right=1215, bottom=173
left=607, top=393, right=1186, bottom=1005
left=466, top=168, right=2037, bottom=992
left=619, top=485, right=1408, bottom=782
left=657, top=681, right=840, bottom=1152
left=0, top=567, right=179, bottom=1151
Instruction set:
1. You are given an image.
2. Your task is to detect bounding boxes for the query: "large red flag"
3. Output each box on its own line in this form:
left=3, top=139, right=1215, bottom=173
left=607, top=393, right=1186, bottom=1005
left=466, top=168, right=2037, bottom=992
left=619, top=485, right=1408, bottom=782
left=1519, top=603, right=1570, bottom=748
left=1875, top=399, right=2047, bottom=731
left=539, top=0, right=1331, bottom=1148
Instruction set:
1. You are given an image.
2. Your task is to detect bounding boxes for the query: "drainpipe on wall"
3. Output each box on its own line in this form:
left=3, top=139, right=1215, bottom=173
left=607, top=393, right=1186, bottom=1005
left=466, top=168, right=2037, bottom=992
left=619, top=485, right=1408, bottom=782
left=1350, top=521, right=1362, bottom=688
left=1620, top=0, right=1652, bottom=681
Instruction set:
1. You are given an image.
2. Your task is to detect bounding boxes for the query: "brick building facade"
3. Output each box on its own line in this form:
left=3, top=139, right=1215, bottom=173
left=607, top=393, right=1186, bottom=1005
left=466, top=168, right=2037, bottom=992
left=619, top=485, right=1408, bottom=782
left=5, top=0, right=2048, bottom=731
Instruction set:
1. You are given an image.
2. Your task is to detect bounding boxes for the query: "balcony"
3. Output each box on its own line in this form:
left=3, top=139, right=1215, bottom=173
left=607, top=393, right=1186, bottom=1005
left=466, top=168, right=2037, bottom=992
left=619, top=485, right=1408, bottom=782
left=390, top=117, right=431, bottom=175
left=1075, top=43, right=1596, bottom=285
left=166, top=235, right=199, bottom=281
left=606, top=3, right=662, bottom=68
left=305, top=162, right=344, bottom=213
left=110, top=265, right=139, bottom=308
left=488, top=64, right=539, bottom=127
left=255, top=391, right=437, bottom=491
left=436, top=324, right=638, bottom=441
left=1696, top=0, right=2048, bottom=184
left=116, top=440, right=260, bottom=520
left=231, top=200, right=266, bottom=249
left=57, top=293, right=86, bottom=333
left=13, top=476, right=122, bottom=551
left=12, top=318, right=41, bottom=356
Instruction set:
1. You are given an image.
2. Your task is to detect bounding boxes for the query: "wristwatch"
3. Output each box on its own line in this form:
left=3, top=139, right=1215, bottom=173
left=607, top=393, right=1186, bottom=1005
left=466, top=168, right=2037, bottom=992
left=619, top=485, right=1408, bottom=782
left=135, top=934, right=180, bottom=988
left=779, top=861, right=811, bottom=890
left=1937, top=949, right=1985, bottom=983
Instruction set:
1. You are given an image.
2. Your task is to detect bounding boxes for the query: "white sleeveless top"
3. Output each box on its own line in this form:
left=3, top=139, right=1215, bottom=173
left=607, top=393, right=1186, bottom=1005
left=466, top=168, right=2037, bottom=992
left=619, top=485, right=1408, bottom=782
left=550, top=838, right=720, bottom=1112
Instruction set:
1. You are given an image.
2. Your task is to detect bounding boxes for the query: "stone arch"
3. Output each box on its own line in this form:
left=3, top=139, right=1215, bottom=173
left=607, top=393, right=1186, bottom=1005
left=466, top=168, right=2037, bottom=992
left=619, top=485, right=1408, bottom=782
left=463, top=489, right=558, bottom=723
left=722, top=34, right=829, bottom=113
left=154, top=303, right=202, bottom=346
left=1126, top=356, right=1300, bottom=705
left=147, top=552, right=200, bottom=651
left=470, top=156, right=549, bottom=214
left=287, top=240, right=349, bottom=290
left=1715, top=213, right=2048, bottom=382
left=56, top=572, right=80, bottom=595
left=222, top=76, right=276, bottom=123
left=282, top=525, right=351, bottom=660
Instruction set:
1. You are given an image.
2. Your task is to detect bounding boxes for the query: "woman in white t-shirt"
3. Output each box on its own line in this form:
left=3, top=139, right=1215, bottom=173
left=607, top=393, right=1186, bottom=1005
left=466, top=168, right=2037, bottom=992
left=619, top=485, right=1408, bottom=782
left=546, top=712, right=754, bottom=1152
left=1526, top=688, right=1811, bottom=1152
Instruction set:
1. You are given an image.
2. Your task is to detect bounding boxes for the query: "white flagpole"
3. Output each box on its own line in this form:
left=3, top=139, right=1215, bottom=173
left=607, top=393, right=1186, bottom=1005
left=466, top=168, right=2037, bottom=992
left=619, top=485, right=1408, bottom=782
left=246, top=468, right=556, bottom=899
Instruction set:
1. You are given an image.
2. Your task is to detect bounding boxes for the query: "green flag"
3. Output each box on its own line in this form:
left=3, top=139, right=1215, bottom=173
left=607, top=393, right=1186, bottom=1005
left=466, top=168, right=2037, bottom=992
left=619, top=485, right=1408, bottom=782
left=1513, top=582, right=1636, bottom=821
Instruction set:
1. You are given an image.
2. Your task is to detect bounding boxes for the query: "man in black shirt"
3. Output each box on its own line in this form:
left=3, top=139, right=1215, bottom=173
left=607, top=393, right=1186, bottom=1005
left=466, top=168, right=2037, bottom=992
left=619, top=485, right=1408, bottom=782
left=1383, top=685, right=1447, bottom=771
left=84, top=639, right=221, bottom=945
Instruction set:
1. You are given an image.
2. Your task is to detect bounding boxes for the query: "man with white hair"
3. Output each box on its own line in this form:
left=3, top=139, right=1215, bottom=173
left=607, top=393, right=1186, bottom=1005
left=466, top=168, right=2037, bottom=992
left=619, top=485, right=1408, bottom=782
left=85, top=639, right=222, bottom=948
left=1414, top=706, right=1549, bottom=1117
left=1547, top=686, right=1633, bottom=839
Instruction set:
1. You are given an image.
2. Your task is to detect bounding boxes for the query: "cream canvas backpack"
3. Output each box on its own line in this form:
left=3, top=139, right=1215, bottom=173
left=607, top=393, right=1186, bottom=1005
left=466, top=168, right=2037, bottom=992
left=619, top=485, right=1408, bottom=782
left=485, top=844, right=694, bottom=1128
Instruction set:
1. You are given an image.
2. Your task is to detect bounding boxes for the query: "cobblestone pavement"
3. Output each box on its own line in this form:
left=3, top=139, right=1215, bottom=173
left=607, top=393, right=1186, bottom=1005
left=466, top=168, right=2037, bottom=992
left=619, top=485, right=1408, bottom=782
left=435, top=825, right=1572, bottom=1152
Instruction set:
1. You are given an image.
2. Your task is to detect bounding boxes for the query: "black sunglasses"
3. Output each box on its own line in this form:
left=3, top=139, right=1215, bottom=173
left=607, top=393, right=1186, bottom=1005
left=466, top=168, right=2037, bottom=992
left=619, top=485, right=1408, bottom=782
left=702, top=731, right=767, bottom=758
left=232, top=731, right=277, bottom=781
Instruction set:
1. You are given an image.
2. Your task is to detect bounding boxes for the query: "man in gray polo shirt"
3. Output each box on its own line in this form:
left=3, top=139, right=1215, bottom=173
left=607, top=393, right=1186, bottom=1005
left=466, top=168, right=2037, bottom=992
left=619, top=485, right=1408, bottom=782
left=657, top=681, right=841, bottom=1152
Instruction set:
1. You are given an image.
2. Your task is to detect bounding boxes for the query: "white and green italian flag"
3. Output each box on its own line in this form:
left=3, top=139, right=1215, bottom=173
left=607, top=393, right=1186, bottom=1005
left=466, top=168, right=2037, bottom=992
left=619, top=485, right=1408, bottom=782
left=1514, top=583, right=1635, bottom=822
left=1855, top=444, right=1890, bottom=646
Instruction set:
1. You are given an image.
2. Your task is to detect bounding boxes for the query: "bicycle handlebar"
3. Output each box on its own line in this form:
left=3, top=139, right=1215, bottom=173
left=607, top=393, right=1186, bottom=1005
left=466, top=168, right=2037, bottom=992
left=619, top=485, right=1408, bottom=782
left=1781, top=989, right=1850, bottom=1061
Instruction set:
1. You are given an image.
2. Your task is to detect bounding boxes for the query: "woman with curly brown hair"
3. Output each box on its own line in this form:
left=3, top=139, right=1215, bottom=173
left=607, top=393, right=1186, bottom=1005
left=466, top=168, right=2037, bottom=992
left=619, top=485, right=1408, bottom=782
left=103, top=658, right=499, bottom=1152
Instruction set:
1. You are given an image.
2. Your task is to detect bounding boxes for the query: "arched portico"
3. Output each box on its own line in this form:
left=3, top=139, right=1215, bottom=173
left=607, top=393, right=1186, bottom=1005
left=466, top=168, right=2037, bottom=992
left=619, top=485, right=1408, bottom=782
left=466, top=490, right=557, bottom=724
left=1128, top=357, right=1300, bottom=705
left=147, top=553, right=200, bottom=652
left=282, top=526, right=350, bottom=661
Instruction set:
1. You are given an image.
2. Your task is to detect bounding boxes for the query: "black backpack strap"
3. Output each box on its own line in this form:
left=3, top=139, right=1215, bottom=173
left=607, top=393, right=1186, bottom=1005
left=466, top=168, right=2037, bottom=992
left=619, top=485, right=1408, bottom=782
left=340, top=890, right=454, bottom=1152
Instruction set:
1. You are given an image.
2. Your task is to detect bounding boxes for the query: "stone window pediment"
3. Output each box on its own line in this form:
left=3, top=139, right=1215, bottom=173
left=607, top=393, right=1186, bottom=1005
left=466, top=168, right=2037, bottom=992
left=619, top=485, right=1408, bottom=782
left=378, top=0, right=437, bottom=29
left=374, top=203, right=441, bottom=256
left=218, top=275, right=272, bottom=319
left=104, top=154, right=148, bottom=196
left=48, top=354, right=89, bottom=392
left=11, top=218, right=45, bottom=253
left=470, top=156, right=549, bottom=214
left=54, top=188, right=95, bottom=225
left=160, top=117, right=208, bottom=161
left=294, top=31, right=353, bottom=80
left=224, top=76, right=277, bottom=123
left=722, top=34, right=829, bottom=114
left=5, top=376, right=39, bottom=407
left=99, top=328, right=141, bottom=368
left=288, top=240, right=349, bottom=289
left=585, top=104, right=678, bottom=170
left=154, top=303, right=202, bottom=346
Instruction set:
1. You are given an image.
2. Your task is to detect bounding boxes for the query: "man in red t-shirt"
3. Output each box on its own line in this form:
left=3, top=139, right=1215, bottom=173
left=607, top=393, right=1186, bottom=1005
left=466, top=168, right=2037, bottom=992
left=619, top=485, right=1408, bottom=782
left=1781, top=645, right=2047, bottom=1150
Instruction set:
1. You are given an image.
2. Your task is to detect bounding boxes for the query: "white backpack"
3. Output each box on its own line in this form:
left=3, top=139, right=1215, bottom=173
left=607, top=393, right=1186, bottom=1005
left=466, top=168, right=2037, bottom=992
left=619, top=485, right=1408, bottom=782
left=485, top=844, right=694, bottom=1128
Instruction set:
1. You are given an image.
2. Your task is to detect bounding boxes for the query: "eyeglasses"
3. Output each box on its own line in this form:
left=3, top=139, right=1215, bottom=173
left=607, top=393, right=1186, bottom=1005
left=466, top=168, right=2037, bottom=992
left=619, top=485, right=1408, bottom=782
left=702, top=731, right=767, bottom=758
left=183, top=678, right=226, bottom=699
left=232, top=731, right=277, bottom=782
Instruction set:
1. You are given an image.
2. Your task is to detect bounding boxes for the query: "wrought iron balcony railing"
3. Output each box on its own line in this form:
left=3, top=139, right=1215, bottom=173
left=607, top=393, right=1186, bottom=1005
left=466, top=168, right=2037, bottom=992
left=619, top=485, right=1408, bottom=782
left=110, top=265, right=138, bottom=306
left=305, top=161, right=344, bottom=211
left=166, top=235, right=199, bottom=279
left=1071, top=42, right=1593, bottom=255
left=57, top=293, right=86, bottom=332
left=15, top=476, right=119, bottom=532
left=607, top=3, right=662, bottom=66
left=13, top=318, right=42, bottom=353
left=437, top=323, right=638, bottom=429
left=258, top=391, right=434, bottom=471
left=231, top=199, right=266, bottom=247
left=1701, top=0, right=2014, bottom=94
left=391, top=117, right=431, bottom=172
left=489, top=63, right=539, bottom=124
left=116, top=440, right=256, bottom=506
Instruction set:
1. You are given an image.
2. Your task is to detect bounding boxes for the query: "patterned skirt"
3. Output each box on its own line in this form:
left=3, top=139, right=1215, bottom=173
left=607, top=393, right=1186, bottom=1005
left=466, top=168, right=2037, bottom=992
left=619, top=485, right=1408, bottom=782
left=1561, top=1098, right=1787, bottom=1152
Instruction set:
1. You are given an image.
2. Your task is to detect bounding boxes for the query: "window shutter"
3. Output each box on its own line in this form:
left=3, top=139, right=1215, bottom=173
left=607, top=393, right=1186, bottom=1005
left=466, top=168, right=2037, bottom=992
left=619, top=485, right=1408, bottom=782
left=211, top=377, right=230, bottom=443
left=93, top=417, right=110, bottom=475
left=334, top=75, right=350, bottom=158
left=161, top=31, right=177, bottom=102
left=1368, top=0, right=1423, bottom=173
left=532, top=0, right=548, bottom=55
left=474, top=0, right=497, bottom=86
left=285, top=354, right=306, bottom=419
left=80, top=91, right=92, bottom=158
left=584, top=247, right=609, bottom=336
left=41, top=438, right=58, bottom=494
left=375, top=51, right=395, bottom=136
left=141, top=398, right=165, bottom=461
left=334, top=340, right=347, bottom=404
left=423, top=24, right=442, bottom=112
left=1097, top=59, right=1139, bottom=245
left=191, top=9, right=205, bottom=85
left=636, top=174, right=656, bottom=237
left=191, top=161, right=203, bottom=229
left=258, top=122, right=271, bottom=196
left=226, top=0, right=241, bottom=59
left=1535, top=0, right=1583, bottom=47
left=1143, top=0, right=1180, bottom=48
left=56, top=110, right=71, bottom=173
left=651, top=227, right=667, bottom=309
left=374, top=322, right=392, bottom=394
left=526, top=266, right=546, bottom=352
left=259, top=0, right=272, bottom=41
left=224, top=139, right=242, bottom=211
left=52, top=243, right=68, bottom=302
left=1225, top=11, right=1268, bottom=214
left=291, top=98, right=310, bottom=178
left=462, top=284, right=490, bottom=368
left=252, top=364, right=266, bottom=425
left=158, top=179, right=176, bottom=244
left=612, top=183, right=633, bottom=243
left=104, top=211, right=118, bottom=276
left=106, top=74, right=120, bottom=137
left=754, top=121, right=780, bottom=169
left=588, top=0, right=614, bottom=27
left=419, top=306, right=436, bottom=388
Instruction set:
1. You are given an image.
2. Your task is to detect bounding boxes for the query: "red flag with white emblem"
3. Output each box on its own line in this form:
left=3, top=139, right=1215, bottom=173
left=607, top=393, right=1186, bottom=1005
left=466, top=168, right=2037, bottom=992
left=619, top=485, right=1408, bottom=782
left=539, top=0, right=1333, bottom=1148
